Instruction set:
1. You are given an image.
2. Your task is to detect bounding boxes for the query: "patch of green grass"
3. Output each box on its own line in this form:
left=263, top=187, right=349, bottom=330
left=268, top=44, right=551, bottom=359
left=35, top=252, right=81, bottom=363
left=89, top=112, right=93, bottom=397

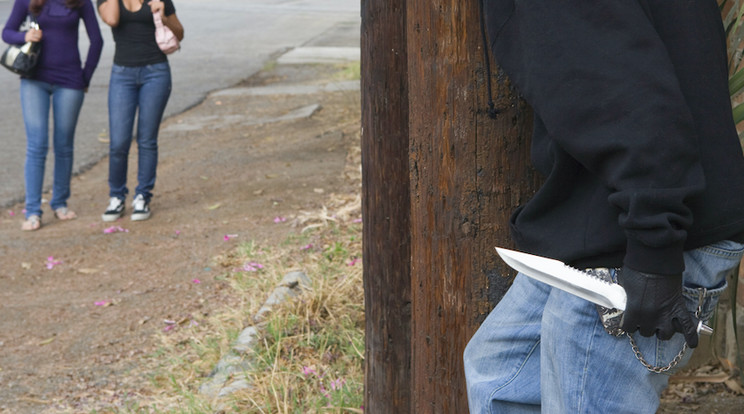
left=94, top=218, right=364, bottom=413
left=262, top=60, right=278, bottom=73
left=335, top=61, right=361, bottom=81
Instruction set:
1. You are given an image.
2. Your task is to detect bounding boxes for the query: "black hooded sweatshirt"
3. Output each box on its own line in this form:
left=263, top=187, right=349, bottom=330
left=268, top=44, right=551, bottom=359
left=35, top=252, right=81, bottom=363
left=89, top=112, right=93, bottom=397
left=486, top=0, right=744, bottom=275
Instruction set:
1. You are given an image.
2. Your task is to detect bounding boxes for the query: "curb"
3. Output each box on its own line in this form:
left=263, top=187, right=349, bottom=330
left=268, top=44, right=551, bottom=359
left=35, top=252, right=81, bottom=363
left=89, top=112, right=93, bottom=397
left=199, top=271, right=311, bottom=400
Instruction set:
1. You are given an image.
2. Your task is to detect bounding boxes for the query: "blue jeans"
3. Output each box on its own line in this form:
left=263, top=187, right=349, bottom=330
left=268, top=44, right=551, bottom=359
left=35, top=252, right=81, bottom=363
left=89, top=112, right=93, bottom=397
left=20, top=79, right=84, bottom=218
left=107, top=62, right=171, bottom=201
left=463, top=240, right=744, bottom=413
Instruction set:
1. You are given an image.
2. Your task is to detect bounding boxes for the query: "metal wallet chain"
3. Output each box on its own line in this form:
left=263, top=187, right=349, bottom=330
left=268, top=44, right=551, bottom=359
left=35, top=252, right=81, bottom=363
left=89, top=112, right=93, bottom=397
left=626, top=287, right=707, bottom=373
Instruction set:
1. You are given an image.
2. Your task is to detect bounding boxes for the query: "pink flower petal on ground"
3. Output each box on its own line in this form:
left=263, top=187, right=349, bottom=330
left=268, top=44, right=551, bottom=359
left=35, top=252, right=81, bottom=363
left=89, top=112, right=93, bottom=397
left=347, top=258, right=359, bottom=266
left=94, top=301, right=108, bottom=306
left=233, top=261, right=265, bottom=272
left=8, top=210, right=15, bottom=216
left=163, top=325, right=175, bottom=332
left=273, top=216, right=287, bottom=223
left=223, top=234, right=238, bottom=241
left=175, top=230, right=181, bottom=235
left=319, top=383, right=330, bottom=398
left=330, top=378, right=345, bottom=391
left=192, top=278, right=201, bottom=284
left=301, top=243, right=313, bottom=250
left=46, top=256, right=63, bottom=269
left=353, top=217, right=362, bottom=223
left=302, top=366, right=317, bottom=376
left=103, top=226, right=128, bottom=234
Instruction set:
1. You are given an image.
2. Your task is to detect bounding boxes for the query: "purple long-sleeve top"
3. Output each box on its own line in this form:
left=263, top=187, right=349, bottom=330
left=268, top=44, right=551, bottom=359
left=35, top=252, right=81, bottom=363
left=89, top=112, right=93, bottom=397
left=2, top=0, right=103, bottom=89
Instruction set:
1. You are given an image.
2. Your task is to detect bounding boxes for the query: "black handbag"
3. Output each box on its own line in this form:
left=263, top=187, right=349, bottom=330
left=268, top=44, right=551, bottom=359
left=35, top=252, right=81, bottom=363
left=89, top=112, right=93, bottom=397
left=1, top=17, right=40, bottom=76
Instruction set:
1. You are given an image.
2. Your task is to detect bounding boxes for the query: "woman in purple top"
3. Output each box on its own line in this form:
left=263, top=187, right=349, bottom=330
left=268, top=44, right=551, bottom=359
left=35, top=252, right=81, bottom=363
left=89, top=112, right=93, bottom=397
left=2, top=0, right=103, bottom=231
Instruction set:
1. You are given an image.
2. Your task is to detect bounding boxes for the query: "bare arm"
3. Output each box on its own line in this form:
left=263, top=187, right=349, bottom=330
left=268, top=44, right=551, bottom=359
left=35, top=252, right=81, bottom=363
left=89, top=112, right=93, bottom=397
left=149, top=1, right=184, bottom=41
left=97, top=0, right=120, bottom=27
left=162, top=12, right=184, bottom=41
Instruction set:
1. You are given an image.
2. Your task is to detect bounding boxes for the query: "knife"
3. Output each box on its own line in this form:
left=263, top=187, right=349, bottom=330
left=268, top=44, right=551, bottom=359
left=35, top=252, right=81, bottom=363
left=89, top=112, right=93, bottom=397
left=495, top=247, right=713, bottom=335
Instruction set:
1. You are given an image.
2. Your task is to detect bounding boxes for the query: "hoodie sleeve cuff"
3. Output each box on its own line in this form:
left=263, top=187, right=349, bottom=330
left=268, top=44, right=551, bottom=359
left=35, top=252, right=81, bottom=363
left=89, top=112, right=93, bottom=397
left=624, top=237, right=685, bottom=275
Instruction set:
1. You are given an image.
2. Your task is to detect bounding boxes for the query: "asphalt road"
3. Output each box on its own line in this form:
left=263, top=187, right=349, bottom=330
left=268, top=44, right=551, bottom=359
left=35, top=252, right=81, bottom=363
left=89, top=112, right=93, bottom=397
left=0, top=0, right=359, bottom=208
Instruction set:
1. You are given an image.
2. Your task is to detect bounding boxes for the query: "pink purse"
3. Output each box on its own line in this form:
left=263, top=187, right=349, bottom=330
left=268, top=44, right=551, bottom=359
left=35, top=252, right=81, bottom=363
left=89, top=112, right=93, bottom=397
left=153, top=11, right=179, bottom=54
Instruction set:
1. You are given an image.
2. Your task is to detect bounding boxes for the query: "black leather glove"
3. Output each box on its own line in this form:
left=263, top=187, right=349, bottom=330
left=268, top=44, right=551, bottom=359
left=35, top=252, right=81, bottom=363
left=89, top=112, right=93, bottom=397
left=616, top=267, right=698, bottom=348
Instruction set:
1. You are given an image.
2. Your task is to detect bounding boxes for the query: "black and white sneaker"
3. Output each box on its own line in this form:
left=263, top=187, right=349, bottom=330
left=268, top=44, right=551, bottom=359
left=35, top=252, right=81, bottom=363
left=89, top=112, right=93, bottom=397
left=102, top=197, right=125, bottom=222
left=131, top=194, right=151, bottom=221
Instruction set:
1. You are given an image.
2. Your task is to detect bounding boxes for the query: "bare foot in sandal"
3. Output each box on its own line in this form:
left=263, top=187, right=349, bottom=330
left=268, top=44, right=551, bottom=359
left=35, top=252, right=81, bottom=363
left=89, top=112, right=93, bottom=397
left=54, top=207, right=77, bottom=220
left=21, top=215, right=41, bottom=231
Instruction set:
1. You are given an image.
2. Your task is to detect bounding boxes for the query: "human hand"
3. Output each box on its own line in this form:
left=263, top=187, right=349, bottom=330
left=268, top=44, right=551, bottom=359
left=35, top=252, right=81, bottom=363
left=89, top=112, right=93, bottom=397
left=24, top=28, right=42, bottom=43
left=617, top=267, right=698, bottom=347
left=148, top=0, right=164, bottom=15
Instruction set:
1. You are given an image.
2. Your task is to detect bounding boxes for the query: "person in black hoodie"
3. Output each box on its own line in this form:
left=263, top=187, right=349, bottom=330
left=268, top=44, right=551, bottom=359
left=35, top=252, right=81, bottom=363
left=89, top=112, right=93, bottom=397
left=463, top=1, right=744, bottom=413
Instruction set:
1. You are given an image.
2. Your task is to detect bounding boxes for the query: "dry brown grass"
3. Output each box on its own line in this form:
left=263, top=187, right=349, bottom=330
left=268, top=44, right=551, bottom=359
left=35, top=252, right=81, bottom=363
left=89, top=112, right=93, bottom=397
left=92, top=110, right=364, bottom=413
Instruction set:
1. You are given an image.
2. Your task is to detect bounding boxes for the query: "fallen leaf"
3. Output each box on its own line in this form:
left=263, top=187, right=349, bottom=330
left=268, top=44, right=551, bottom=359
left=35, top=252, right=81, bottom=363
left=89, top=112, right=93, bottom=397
left=724, top=378, right=744, bottom=394
left=38, top=336, right=55, bottom=346
left=208, top=203, right=222, bottom=210
left=21, top=262, right=31, bottom=270
left=314, top=188, right=325, bottom=194
left=77, top=268, right=99, bottom=274
left=669, top=373, right=730, bottom=383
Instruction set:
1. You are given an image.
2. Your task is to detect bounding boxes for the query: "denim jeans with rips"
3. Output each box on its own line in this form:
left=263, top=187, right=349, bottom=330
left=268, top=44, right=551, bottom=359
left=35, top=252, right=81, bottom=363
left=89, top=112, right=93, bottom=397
left=107, top=62, right=171, bottom=202
left=20, top=79, right=85, bottom=219
left=463, top=240, right=744, bottom=414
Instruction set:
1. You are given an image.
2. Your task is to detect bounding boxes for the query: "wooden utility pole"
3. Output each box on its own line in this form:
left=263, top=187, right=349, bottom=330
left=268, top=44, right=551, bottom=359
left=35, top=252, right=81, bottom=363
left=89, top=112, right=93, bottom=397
left=361, top=0, right=412, bottom=412
left=362, top=0, right=539, bottom=412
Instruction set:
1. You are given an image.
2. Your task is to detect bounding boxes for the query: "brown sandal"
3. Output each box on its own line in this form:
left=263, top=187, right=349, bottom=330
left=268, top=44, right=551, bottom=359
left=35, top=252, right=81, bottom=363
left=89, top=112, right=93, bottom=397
left=21, top=215, right=41, bottom=231
left=54, top=207, right=77, bottom=221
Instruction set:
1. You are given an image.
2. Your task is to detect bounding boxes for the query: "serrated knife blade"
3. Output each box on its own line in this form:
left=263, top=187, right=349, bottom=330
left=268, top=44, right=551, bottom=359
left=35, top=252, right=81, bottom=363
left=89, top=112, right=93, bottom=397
left=495, top=247, right=627, bottom=310
left=495, top=247, right=713, bottom=337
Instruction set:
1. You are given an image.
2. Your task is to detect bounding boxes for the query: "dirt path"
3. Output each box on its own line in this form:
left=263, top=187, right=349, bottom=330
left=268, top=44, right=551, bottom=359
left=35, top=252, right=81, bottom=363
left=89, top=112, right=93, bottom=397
left=0, top=63, right=361, bottom=412
left=2, top=60, right=743, bottom=413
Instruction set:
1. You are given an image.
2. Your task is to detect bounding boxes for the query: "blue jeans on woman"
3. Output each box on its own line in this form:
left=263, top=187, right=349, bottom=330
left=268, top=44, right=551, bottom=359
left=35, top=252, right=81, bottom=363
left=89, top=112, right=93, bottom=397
left=463, top=240, right=744, bottom=414
left=20, top=79, right=84, bottom=219
left=107, top=62, right=171, bottom=202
